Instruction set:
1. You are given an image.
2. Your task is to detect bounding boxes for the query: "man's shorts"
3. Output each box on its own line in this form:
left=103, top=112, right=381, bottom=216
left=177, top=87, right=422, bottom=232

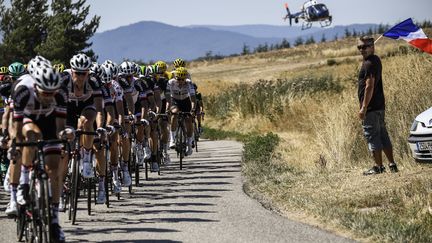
left=171, top=98, right=191, bottom=113
left=362, top=110, right=392, bottom=152
left=24, top=113, right=62, bottom=155
left=66, top=99, right=96, bottom=129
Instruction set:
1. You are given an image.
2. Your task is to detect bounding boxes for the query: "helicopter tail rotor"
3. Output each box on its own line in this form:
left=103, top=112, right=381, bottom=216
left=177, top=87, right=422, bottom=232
left=284, top=3, right=292, bottom=26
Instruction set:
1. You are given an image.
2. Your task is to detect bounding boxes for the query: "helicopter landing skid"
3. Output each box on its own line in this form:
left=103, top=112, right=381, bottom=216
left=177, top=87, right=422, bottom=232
left=319, top=19, right=332, bottom=28
left=301, top=22, right=312, bottom=30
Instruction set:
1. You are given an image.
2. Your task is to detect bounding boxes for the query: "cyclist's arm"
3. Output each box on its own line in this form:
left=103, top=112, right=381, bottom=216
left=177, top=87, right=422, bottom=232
left=55, top=86, right=68, bottom=136
left=105, top=105, right=116, bottom=126
left=11, top=86, right=30, bottom=142
left=124, top=92, right=134, bottom=115
left=94, top=96, right=104, bottom=128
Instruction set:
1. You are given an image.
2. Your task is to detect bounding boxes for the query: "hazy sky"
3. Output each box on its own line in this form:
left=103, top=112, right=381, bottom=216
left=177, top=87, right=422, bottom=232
left=85, top=0, right=432, bottom=32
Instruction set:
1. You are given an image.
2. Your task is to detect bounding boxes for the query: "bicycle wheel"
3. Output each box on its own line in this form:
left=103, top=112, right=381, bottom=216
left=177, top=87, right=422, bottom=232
left=179, top=126, right=184, bottom=170
left=105, top=144, right=110, bottom=208
left=16, top=204, right=26, bottom=241
left=87, top=178, right=92, bottom=216
left=70, top=157, right=79, bottom=225
left=40, top=177, right=52, bottom=243
left=133, top=149, right=139, bottom=187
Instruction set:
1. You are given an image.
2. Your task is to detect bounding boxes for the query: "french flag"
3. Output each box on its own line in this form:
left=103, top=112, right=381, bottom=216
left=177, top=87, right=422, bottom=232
left=383, top=18, right=432, bottom=55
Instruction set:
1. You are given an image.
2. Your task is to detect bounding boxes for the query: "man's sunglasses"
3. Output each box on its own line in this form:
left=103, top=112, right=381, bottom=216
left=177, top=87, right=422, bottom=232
left=357, top=44, right=372, bottom=50
left=73, top=71, right=88, bottom=76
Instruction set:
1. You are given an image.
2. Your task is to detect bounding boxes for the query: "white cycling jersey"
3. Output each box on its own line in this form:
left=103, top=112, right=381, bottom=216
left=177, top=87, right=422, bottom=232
left=166, top=78, right=195, bottom=101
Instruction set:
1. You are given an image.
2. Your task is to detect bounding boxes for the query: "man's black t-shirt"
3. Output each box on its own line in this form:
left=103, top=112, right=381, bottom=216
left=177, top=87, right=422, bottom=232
left=358, top=54, right=385, bottom=112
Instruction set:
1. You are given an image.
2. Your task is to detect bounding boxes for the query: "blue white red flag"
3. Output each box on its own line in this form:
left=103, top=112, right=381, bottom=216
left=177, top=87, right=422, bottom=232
left=383, top=18, right=432, bottom=55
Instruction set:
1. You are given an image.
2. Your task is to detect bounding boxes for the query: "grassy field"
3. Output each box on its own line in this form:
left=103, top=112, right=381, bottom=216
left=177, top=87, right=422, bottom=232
left=192, top=33, right=432, bottom=242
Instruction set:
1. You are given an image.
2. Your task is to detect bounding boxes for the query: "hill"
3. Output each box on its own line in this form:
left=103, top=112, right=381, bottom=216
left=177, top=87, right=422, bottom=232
left=90, top=21, right=280, bottom=63
left=90, top=21, right=379, bottom=63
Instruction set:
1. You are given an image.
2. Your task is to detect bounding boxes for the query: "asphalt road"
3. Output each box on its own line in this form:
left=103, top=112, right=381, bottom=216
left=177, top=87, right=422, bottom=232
left=0, top=140, right=354, bottom=243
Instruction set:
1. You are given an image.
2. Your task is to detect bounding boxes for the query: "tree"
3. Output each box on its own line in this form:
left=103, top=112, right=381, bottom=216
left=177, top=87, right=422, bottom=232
left=36, top=0, right=100, bottom=64
left=241, top=43, right=250, bottom=55
left=0, top=0, right=49, bottom=63
left=294, top=37, right=304, bottom=47
left=305, top=36, right=315, bottom=45
left=280, top=38, right=290, bottom=49
left=320, top=34, right=326, bottom=43
left=344, top=28, right=351, bottom=38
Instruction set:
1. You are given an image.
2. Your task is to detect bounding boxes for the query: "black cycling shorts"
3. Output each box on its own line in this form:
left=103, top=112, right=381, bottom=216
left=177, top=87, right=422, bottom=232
left=172, top=98, right=191, bottom=112
left=66, top=99, right=96, bottom=129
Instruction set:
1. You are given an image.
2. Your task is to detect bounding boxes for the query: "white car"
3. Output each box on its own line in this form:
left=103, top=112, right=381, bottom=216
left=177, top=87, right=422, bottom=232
left=408, top=107, right=432, bottom=161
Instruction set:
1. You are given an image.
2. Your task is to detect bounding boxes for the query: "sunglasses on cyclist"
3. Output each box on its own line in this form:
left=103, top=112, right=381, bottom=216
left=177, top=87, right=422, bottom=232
left=36, top=87, right=56, bottom=97
left=357, top=44, right=372, bottom=50
left=73, top=71, right=88, bottom=76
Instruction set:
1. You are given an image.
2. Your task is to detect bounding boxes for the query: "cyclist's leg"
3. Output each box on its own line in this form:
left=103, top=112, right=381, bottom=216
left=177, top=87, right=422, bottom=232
left=149, top=121, right=159, bottom=171
left=110, top=129, right=121, bottom=192
left=120, top=122, right=131, bottom=186
left=78, top=107, right=96, bottom=178
left=169, top=104, right=179, bottom=148
left=93, top=141, right=106, bottom=203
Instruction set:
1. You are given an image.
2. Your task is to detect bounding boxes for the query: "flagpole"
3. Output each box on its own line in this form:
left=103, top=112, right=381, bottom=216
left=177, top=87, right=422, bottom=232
left=374, top=34, right=384, bottom=44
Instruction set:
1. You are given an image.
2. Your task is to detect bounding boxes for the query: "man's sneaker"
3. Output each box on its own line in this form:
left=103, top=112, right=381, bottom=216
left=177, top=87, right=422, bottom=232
left=163, top=152, right=171, bottom=164
left=169, top=140, right=176, bottom=149
left=17, top=184, right=29, bottom=206
left=5, top=201, right=18, bottom=217
left=51, top=223, right=66, bottom=243
left=144, top=146, right=151, bottom=160
left=81, top=161, right=94, bottom=178
left=113, top=178, right=122, bottom=193
left=389, top=162, right=399, bottom=173
left=96, top=188, right=106, bottom=204
left=150, top=162, right=159, bottom=172
left=3, top=173, right=10, bottom=192
left=186, top=145, right=193, bottom=156
left=122, top=169, right=132, bottom=187
left=59, top=195, right=66, bottom=212
left=363, top=165, right=385, bottom=176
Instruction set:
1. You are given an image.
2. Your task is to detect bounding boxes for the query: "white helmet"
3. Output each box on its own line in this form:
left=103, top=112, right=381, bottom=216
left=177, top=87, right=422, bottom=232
left=27, top=55, right=52, bottom=76
left=100, top=66, right=113, bottom=84
left=102, top=62, right=118, bottom=77
left=120, top=61, right=134, bottom=75
left=90, top=62, right=101, bottom=76
left=33, top=66, right=61, bottom=91
left=70, top=53, right=91, bottom=71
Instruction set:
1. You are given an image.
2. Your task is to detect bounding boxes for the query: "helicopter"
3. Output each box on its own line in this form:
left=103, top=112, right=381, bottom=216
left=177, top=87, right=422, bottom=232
left=283, top=0, right=332, bottom=30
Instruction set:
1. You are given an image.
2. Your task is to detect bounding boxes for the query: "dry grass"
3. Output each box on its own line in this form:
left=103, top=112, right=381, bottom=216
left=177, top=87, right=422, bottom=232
left=194, top=31, right=432, bottom=241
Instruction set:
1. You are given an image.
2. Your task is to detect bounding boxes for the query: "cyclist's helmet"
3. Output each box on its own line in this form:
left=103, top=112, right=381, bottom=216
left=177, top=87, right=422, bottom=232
left=155, top=61, right=167, bottom=74
left=175, top=67, right=188, bottom=79
left=33, top=66, right=61, bottom=91
left=53, top=63, right=65, bottom=73
left=70, top=53, right=91, bottom=71
left=134, top=63, right=141, bottom=75
left=8, top=62, right=26, bottom=78
left=102, top=62, right=118, bottom=77
left=0, top=66, right=9, bottom=75
left=90, top=62, right=102, bottom=76
left=173, top=58, right=185, bottom=68
left=120, top=61, right=134, bottom=75
left=27, top=55, right=51, bottom=76
left=99, top=66, right=113, bottom=84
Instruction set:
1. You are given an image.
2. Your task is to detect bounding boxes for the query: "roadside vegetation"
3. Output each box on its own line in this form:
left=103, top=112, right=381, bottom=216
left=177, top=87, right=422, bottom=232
left=195, top=32, right=432, bottom=242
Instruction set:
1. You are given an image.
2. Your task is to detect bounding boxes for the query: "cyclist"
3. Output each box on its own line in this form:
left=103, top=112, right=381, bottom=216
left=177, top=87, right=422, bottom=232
left=118, top=61, right=154, bottom=172
left=141, top=63, right=171, bottom=166
left=62, top=54, right=104, bottom=180
left=11, top=61, right=71, bottom=242
left=2, top=61, right=28, bottom=216
left=193, top=83, right=204, bottom=134
left=167, top=67, right=196, bottom=156
left=101, top=61, right=132, bottom=190
left=171, top=58, right=191, bottom=79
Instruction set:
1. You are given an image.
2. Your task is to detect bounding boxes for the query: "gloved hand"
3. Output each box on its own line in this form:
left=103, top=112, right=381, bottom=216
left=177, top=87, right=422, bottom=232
left=140, top=119, right=150, bottom=126
left=59, top=128, right=75, bottom=141
left=7, top=147, right=21, bottom=161
left=96, top=127, right=107, bottom=142
left=106, top=125, right=116, bottom=134
left=0, top=135, right=9, bottom=149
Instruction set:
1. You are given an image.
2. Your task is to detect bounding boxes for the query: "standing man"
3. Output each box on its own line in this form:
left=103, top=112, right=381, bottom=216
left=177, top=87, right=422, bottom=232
left=357, top=36, right=398, bottom=175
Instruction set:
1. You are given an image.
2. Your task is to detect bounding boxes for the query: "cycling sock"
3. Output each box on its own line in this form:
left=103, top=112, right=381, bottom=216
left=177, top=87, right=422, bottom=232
left=98, top=177, right=105, bottom=190
left=51, top=203, right=59, bottom=224
left=111, top=166, right=119, bottom=180
left=10, top=184, right=17, bottom=203
left=20, top=165, right=30, bottom=184
left=163, top=143, right=168, bottom=153
left=187, top=137, right=193, bottom=145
